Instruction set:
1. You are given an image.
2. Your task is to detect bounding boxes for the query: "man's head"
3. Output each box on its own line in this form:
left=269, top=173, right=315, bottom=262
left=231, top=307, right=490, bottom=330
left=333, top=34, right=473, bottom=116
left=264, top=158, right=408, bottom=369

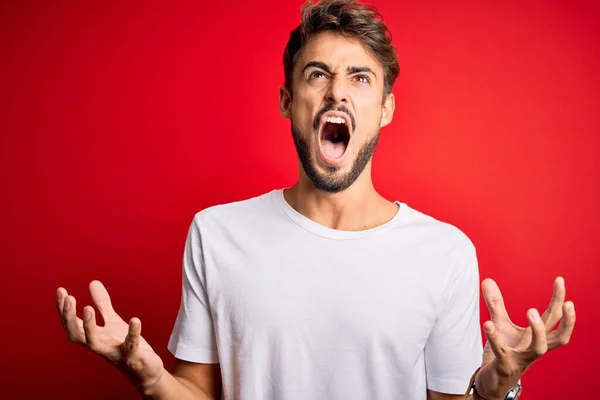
left=279, top=0, right=399, bottom=193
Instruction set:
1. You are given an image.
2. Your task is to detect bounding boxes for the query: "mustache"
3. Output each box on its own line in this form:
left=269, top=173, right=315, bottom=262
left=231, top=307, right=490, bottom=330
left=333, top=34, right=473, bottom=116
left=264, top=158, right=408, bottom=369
left=313, top=104, right=356, bottom=132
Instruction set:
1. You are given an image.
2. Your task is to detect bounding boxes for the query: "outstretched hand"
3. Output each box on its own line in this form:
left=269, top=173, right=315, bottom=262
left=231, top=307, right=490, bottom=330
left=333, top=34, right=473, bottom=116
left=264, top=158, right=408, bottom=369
left=56, top=280, right=164, bottom=391
left=474, top=276, right=576, bottom=399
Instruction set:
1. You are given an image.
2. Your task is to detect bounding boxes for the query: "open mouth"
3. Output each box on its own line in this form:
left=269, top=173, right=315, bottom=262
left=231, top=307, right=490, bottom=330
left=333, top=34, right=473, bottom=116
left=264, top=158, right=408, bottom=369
left=318, top=113, right=352, bottom=163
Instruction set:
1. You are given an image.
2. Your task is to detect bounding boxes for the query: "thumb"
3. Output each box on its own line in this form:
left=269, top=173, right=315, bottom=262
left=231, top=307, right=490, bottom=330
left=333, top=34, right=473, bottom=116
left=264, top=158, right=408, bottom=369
left=124, top=317, right=142, bottom=358
left=119, top=317, right=164, bottom=393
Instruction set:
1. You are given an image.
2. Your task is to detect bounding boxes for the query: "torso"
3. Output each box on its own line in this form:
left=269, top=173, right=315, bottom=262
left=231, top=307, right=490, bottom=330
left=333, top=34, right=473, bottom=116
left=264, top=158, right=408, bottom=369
left=187, top=189, right=478, bottom=399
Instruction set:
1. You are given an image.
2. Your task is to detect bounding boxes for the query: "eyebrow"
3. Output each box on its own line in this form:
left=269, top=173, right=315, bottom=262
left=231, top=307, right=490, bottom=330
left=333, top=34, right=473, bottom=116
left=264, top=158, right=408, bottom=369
left=302, top=61, right=377, bottom=78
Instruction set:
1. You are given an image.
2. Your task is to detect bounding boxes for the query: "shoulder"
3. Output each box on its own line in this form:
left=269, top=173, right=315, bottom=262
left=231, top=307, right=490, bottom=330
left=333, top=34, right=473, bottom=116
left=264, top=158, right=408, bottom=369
left=190, top=189, right=280, bottom=231
left=398, top=203, right=476, bottom=259
left=398, top=206, right=481, bottom=316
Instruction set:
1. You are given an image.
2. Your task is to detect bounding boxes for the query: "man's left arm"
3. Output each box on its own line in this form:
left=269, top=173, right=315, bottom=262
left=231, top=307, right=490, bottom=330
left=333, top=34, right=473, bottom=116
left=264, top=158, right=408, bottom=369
left=427, top=276, right=576, bottom=400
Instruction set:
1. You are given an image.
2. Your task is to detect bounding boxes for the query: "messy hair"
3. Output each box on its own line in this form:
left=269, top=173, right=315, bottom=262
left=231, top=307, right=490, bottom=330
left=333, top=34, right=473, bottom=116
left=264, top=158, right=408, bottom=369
left=283, top=0, right=399, bottom=100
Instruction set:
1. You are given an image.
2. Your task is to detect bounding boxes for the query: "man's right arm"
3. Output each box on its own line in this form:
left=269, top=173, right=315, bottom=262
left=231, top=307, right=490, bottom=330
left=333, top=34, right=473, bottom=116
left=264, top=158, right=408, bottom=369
left=143, top=361, right=222, bottom=400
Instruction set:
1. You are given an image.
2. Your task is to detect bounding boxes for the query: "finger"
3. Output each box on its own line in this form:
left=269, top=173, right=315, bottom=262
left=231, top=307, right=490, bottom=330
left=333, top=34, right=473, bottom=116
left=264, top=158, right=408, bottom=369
left=481, top=321, right=508, bottom=365
left=124, top=317, right=142, bottom=357
left=483, top=320, right=509, bottom=360
left=89, top=280, right=119, bottom=322
left=62, top=295, right=86, bottom=344
left=541, top=276, right=566, bottom=331
left=527, top=308, right=548, bottom=359
left=56, top=287, right=68, bottom=328
left=82, top=306, right=102, bottom=353
left=548, top=301, right=576, bottom=350
left=481, top=278, right=511, bottom=324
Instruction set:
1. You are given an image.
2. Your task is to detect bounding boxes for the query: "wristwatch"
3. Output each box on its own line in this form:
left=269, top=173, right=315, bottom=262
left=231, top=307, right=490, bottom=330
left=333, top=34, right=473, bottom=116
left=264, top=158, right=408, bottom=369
left=472, top=381, right=522, bottom=400
left=504, top=383, right=522, bottom=400
left=465, top=368, right=522, bottom=400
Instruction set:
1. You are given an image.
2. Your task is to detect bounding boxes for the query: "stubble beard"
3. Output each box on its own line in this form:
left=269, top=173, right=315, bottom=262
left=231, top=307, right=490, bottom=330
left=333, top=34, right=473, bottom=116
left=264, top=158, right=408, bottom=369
left=290, top=123, right=380, bottom=194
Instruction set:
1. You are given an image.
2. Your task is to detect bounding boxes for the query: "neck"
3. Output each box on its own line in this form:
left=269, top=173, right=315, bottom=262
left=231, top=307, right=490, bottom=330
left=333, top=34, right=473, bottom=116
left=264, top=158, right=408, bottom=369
left=283, top=169, right=398, bottom=231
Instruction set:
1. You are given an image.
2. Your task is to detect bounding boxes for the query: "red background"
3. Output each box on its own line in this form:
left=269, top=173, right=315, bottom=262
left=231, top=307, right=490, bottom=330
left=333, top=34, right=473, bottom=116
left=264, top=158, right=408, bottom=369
left=1, top=0, right=598, bottom=398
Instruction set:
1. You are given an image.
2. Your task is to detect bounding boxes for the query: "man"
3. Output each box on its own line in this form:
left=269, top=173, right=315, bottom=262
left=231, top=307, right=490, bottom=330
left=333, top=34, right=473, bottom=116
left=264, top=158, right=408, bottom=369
left=56, top=0, right=576, bottom=399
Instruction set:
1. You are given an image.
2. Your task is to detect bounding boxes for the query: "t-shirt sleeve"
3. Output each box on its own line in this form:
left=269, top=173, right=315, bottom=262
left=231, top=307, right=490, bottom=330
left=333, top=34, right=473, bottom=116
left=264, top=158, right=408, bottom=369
left=167, top=217, right=219, bottom=363
left=424, top=242, right=483, bottom=394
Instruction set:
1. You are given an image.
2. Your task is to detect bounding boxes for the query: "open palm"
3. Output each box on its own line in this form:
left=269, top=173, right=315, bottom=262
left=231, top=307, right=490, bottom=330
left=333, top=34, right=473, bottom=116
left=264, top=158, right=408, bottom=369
left=56, top=280, right=164, bottom=389
left=476, top=277, right=576, bottom=398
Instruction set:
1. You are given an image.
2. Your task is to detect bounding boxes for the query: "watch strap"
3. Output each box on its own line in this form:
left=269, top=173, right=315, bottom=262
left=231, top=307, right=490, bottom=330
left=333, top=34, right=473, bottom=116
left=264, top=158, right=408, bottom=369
left=462, top=367, right=481, bottom=399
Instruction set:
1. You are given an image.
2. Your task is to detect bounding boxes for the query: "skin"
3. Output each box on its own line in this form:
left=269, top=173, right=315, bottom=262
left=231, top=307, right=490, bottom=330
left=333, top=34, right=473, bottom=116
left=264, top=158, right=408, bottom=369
left=56, top=281, right=221, bottom=399
left=55, top=30, right=576, bottom=399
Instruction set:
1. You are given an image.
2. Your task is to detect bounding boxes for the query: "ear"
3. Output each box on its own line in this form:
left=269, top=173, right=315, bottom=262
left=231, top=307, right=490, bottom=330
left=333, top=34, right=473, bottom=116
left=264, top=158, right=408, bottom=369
left=279, top=86, right=292, bottom=119
left=379, top=92, right=395, bottom=128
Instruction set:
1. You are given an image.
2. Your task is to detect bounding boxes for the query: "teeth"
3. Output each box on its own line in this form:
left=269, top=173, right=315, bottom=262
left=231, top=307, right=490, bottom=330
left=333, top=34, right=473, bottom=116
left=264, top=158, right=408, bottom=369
left=326, top=116, right=345, bottom=124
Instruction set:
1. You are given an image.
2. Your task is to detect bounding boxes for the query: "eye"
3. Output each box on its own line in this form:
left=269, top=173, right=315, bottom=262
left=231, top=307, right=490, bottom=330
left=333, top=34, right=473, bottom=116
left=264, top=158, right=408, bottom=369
left=308, top=71, right=327, bottom=80
left=354, top=74, right=371, bottom=84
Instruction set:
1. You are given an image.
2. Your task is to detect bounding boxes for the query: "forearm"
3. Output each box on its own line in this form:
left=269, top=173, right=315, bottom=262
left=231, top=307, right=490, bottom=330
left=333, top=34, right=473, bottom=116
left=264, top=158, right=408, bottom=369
left=467, top=392, right=497, bottom=400
left=140, top=368, right=215, bottom=400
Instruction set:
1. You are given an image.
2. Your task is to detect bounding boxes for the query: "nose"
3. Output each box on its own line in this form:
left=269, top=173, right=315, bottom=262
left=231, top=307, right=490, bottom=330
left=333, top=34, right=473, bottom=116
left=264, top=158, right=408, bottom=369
left=325, top=76, right=348, bottom=104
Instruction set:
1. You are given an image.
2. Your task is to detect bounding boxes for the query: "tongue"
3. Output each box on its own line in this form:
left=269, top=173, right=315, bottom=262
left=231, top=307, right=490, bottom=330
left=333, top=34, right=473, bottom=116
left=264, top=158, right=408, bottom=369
left=321, top=139, right=347, bottom=159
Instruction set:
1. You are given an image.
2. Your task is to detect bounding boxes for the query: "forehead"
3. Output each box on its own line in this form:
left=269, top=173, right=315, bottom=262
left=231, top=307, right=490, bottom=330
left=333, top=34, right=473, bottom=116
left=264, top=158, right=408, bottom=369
left=296, top=31, right=382, bottom=73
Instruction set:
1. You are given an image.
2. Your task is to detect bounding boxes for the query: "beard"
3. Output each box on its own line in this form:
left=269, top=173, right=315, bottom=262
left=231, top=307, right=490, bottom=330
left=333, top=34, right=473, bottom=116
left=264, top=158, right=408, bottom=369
left=291, top=122, right=380, bottom=194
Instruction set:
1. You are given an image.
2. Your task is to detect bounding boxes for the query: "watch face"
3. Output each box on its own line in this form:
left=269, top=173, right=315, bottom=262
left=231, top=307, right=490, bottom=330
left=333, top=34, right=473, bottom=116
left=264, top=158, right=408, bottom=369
left=505, top=384, right=522, bottom=400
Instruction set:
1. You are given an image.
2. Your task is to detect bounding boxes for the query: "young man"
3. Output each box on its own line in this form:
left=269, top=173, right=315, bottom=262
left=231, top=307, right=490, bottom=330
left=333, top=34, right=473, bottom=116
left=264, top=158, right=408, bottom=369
left=56, top=0, right=575, bottom=399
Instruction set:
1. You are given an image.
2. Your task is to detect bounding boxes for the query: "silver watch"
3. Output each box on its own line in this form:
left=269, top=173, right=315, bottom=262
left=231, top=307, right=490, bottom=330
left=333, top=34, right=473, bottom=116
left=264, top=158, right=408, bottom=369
left=504, top=383, right=522, bottom=400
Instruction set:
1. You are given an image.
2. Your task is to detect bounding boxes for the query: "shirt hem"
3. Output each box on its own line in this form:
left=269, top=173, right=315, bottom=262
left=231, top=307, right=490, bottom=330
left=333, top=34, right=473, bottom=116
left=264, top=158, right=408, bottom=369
left=167, top=338, right=220, bottom=364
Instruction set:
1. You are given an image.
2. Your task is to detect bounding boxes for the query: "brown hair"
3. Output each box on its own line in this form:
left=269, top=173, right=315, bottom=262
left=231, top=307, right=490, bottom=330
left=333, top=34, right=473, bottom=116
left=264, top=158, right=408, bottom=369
left=283, top=0, right=399, bottom=100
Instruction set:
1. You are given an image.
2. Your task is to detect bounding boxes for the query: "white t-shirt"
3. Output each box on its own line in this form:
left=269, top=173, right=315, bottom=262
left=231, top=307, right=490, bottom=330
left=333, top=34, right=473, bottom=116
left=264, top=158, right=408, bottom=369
left=167, top=189, right=483, bottom=399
